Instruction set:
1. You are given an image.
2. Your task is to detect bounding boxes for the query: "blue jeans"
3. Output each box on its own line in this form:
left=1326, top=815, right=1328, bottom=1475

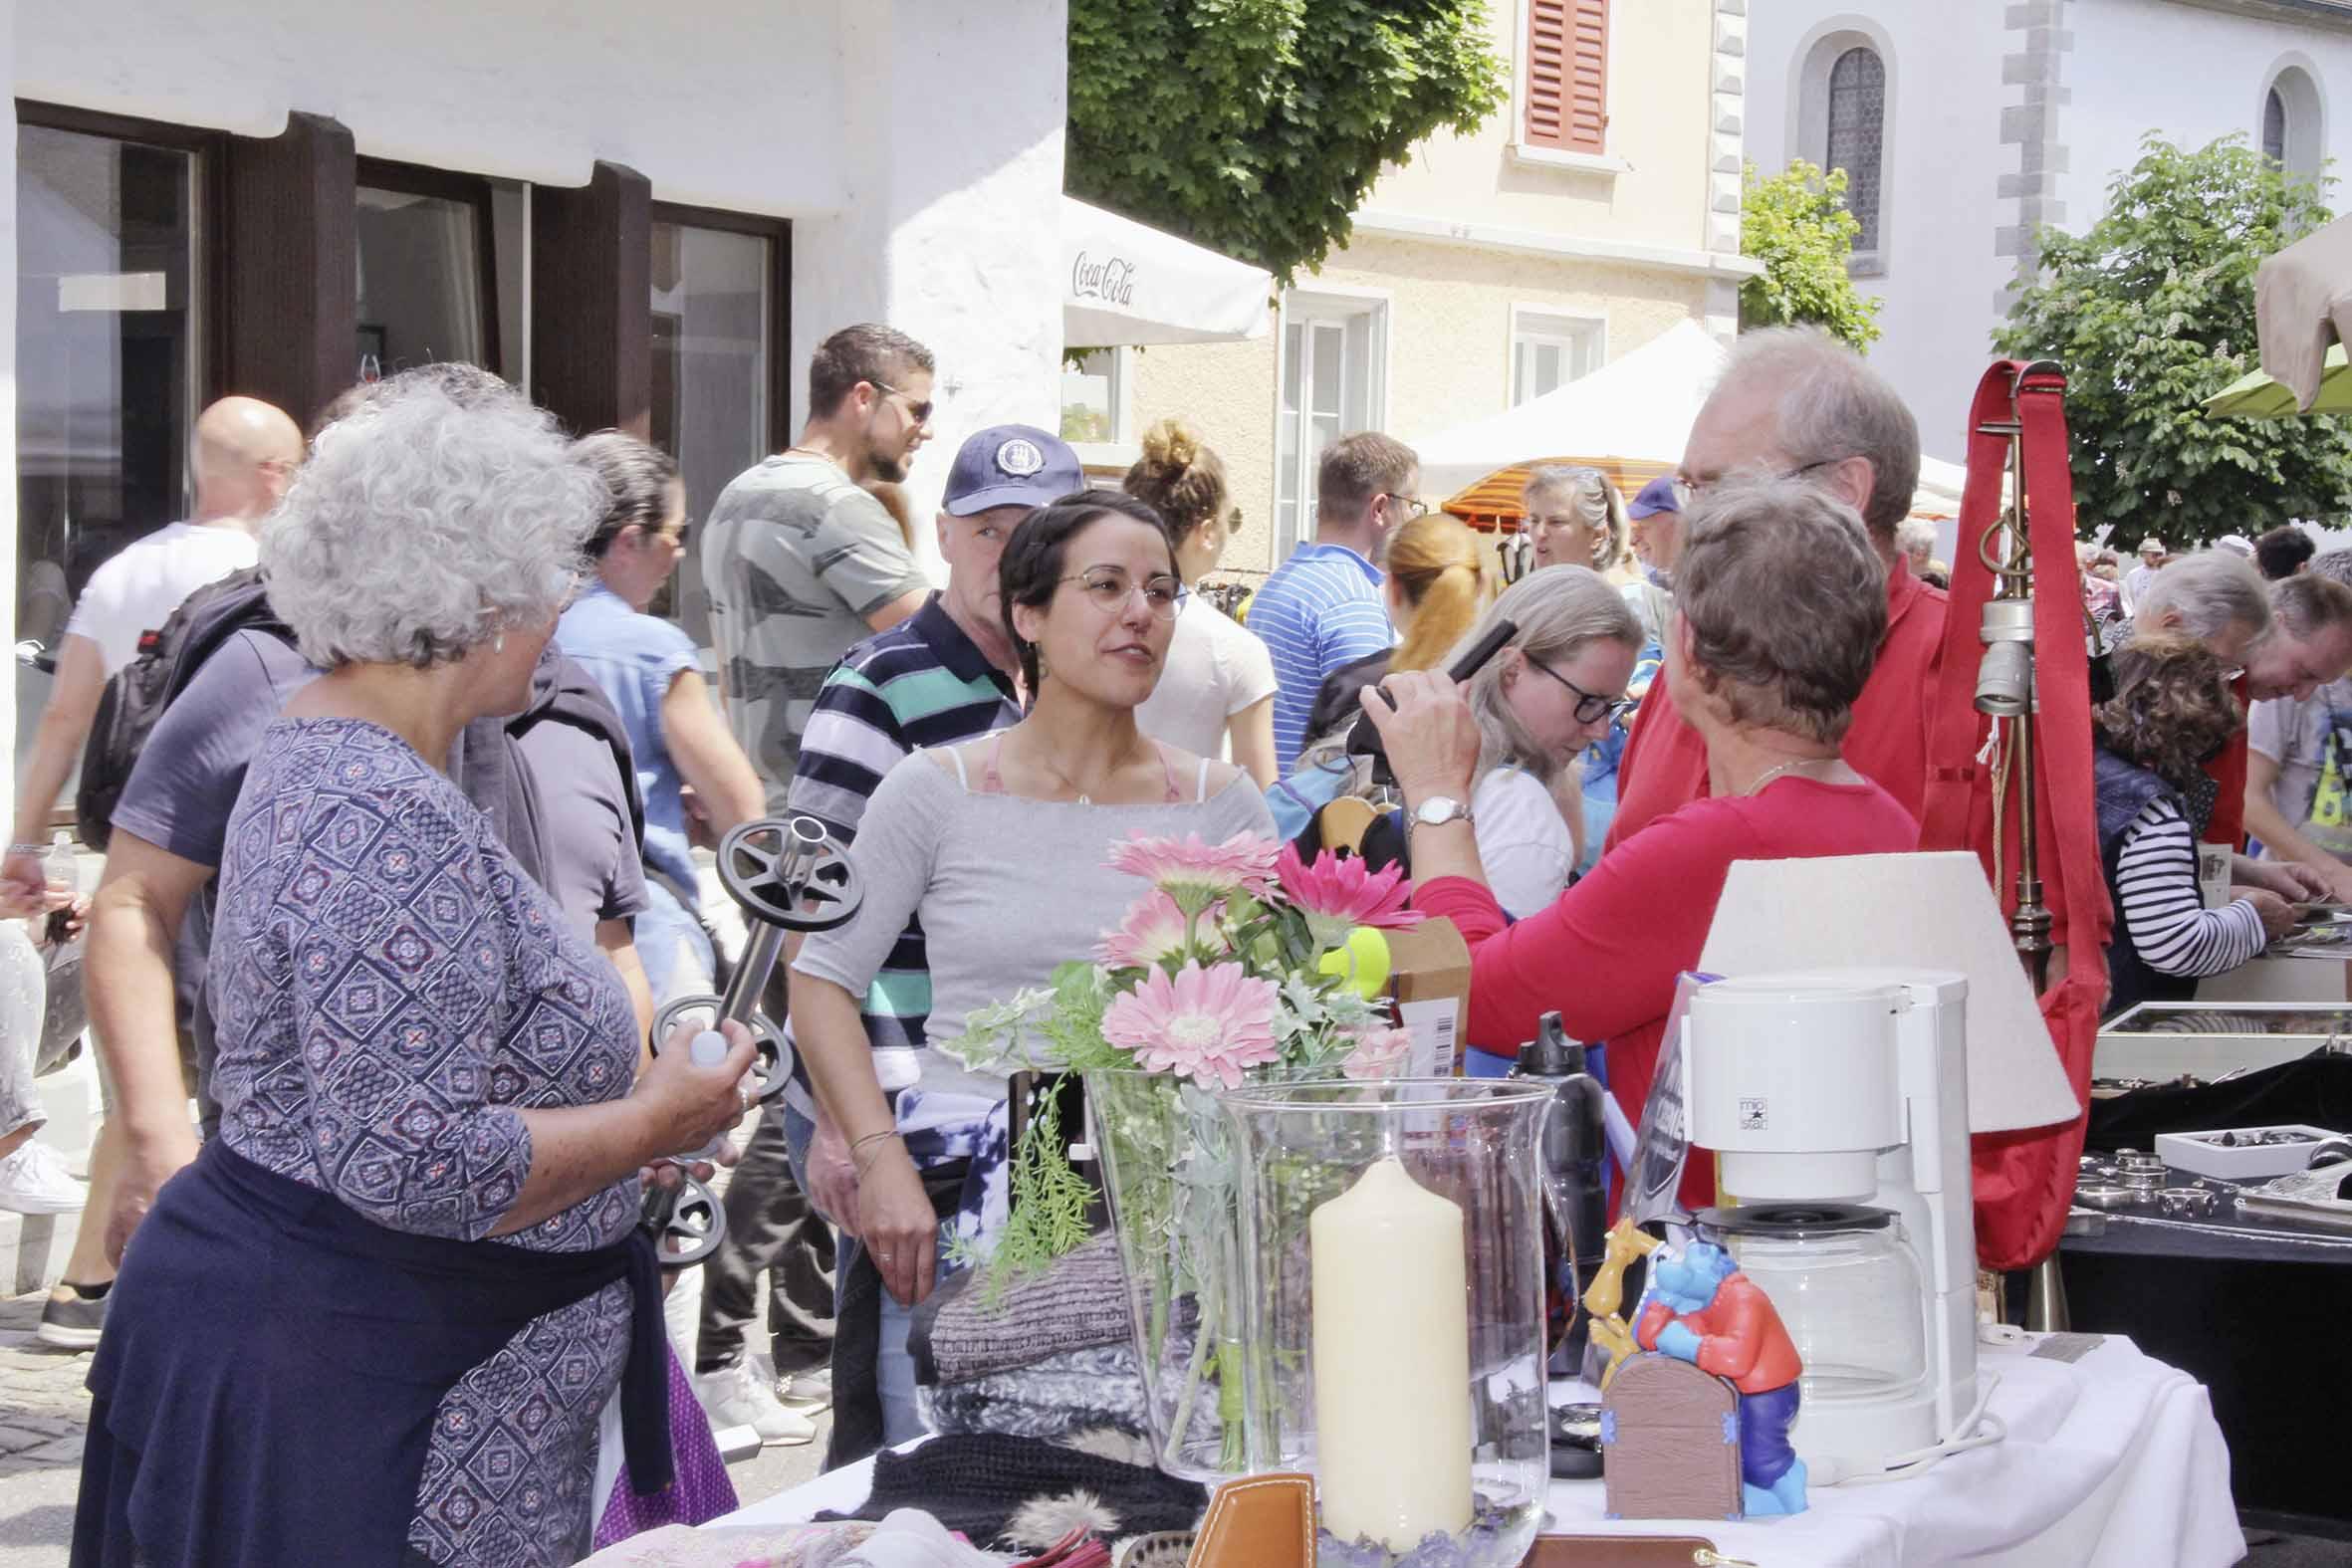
left=635, top=880, right=715, bottom=1006
left=780, top=1102, right=929, bottom=1445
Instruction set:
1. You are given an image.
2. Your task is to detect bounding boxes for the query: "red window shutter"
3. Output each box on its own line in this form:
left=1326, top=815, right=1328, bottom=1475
left=1526, top=0, right=1609, bottom=152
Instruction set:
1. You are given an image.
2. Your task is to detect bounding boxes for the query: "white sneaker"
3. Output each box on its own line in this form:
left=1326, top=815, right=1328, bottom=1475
left=697, top=1362, right=815, bottom=1448
left=0, top=1142, right=85, bottom=1215
left=776, top=1367, right=832, bottom=1413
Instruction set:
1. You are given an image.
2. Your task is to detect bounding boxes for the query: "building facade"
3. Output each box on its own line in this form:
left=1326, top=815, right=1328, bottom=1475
left=1067, top=0, right=1757, bottom=576
left=1747, top=0, right=2352, bottom=463
left=4, top=0, right=1073, bottom=827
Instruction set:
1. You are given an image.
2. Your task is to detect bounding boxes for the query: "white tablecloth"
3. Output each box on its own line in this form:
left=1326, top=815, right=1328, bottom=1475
left=718, top=1333, right=2244, bottom=1567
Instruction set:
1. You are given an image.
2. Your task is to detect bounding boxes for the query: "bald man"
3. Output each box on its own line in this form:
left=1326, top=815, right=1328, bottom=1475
left=3, top=395, right=304, bottom=902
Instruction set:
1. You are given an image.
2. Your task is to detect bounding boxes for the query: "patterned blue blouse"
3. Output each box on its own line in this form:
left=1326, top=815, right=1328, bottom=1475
left=208, top=718, right=642, bottom=1566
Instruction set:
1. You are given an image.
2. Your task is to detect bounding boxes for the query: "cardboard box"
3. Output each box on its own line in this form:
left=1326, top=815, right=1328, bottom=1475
left=1384, top=916, right=1472, bottom=1076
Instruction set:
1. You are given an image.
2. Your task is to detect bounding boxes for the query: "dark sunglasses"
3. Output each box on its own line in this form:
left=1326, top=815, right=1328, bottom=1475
left=870, top=377, right=934, bottom=426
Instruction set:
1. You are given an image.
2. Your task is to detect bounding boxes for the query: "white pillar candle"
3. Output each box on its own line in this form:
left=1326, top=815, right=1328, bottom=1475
left=1309, top=1155, right=1475, bottom=1550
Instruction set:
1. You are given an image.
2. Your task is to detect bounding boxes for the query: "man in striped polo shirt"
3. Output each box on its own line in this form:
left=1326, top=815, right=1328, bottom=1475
left=1251, top=432, right=1421, bottom=771
left=700, top=426, right=1078, bottom=1426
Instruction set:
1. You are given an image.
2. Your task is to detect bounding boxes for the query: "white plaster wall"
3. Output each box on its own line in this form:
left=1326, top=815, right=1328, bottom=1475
left=1745, top=4, right=2013, bottom=463
left=13, top=0, right=1071, bottom=581
left=13, top=0, right=847, bottom=213
left=2063, top=0, right=2352, bottom=220
left=1370, top=0, right=1717, bottom=252
left=789, top=0, right=1067, bottom=569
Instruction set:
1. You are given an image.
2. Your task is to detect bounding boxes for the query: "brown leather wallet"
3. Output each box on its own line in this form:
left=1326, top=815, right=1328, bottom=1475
left=1184, top=1471, right=1315, bottom=1568
left=1522, top=1535, right=1740, bottom=1567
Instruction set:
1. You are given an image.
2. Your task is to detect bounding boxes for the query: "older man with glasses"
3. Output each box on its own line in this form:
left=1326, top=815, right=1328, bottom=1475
left=1607, top=327, right=1947, bottom=853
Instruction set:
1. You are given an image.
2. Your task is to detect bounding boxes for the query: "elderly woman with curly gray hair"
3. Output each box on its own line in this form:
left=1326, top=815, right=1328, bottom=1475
left=73, top=379, right=758, bottom=1568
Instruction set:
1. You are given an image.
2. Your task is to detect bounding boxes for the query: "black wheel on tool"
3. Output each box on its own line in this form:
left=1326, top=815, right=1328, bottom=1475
left=718, top=816, right=863, bottom=933
left=649, top=996, right=794, bottom=1105
left=651, top=1175, right=726, bottom=1268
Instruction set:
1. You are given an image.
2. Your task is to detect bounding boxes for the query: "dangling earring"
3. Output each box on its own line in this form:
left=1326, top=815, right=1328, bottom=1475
left=494, top=633, right=507, bottom=654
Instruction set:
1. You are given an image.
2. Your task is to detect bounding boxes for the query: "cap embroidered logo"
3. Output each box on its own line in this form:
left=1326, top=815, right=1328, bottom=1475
left=997, top=438, right=1047, bottom=477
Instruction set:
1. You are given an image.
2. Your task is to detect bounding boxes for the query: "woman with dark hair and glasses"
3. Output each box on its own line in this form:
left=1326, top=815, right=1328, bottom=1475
left=787, top=489, right=1275, bottom=1442
left=558, top=433, right=767, bottom=1006
left=1362, top=476, right=1920, bottom=1121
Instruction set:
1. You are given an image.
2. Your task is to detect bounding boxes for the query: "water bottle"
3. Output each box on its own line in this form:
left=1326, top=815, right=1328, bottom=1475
left=1512, top=1010, right=1608, bottom=1375
left=42, top=831, right=75, bottom=945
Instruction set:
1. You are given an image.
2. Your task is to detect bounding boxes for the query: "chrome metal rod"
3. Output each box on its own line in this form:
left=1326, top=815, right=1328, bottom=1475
left=721, top=922, right=786, bottom=1029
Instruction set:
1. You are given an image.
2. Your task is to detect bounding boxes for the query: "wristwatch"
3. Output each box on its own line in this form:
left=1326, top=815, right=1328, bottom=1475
left=1411, top=795, right=1474, bottom=830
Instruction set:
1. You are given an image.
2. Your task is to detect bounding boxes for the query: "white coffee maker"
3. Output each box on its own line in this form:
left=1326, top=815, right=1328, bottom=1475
left=1682, top=969, right=1977, bottom=1469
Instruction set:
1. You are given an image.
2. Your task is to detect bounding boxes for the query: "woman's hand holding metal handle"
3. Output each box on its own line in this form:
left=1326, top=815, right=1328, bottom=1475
left=633, top=1016, right=759, bottom=1162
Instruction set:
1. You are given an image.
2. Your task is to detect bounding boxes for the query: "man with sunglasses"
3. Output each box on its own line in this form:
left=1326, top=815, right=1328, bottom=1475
left=1252, top=431, right=1425, bottom=772
left=702, top=324, right=939, bottom=804
left=1607, top=327, right=1947, bottom=853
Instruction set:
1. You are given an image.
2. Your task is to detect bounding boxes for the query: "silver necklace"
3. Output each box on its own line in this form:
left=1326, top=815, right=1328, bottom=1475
left=1743, top=756, right=1837, bottom=795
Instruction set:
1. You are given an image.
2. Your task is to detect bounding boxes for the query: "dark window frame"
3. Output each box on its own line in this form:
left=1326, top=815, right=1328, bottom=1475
left=649, top=200, right=793, bottom=450
left=353, top=154, right=504, bottom=379
left=16, top=99, right=228, bottom=404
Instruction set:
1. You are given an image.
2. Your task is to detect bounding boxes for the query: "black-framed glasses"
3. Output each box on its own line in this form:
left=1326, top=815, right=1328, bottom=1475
left=1060, top=566, right=1184, bottom=621
left=868, top=377, right=934, bottom=426
left=1529, top=658, right=1632, bottom=725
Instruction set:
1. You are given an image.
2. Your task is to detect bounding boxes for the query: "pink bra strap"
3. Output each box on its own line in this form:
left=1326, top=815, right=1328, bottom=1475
left=982, top=731, right=1008, bottom=794
left=1156, top=742, right=1182, bottom=803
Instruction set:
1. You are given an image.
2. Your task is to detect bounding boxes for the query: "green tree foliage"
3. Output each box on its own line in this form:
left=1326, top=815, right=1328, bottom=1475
left=1065, top=0, right=1507, bottom=283
left=1995, top=134, right=2352, bottom=547
left=1739, top=160, right=1884, bottom=350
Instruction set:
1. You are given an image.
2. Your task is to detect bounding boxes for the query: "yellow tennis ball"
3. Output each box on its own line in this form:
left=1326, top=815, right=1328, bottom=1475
left=1317, top=926, right=1392, bottom=999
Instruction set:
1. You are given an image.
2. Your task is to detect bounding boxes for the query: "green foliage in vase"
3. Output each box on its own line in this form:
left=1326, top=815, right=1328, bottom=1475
left=1739, top=159, right=1883, bottom=350
left=1996, top=133, right=2351, bottom=546
left=949, top=1074, right=1099, bottom=1306
left=1065, top=0, right=1508, bottom=284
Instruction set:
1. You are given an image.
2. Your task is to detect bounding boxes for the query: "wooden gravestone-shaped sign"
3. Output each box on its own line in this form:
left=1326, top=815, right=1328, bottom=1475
left=1599, top=1353, right=1743, bottom=1522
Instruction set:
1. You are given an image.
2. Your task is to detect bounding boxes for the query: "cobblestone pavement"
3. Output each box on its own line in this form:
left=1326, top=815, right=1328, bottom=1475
left=0, top=1293, right=90, bottom=1567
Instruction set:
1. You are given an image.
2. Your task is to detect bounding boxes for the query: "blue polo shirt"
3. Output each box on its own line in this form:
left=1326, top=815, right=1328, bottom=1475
left=1250, top=541, right=1394, bottom=771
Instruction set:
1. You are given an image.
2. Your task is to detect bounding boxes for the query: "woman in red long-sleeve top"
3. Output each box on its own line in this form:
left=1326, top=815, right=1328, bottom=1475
left=1361, top=474, right=1921, bottom=1133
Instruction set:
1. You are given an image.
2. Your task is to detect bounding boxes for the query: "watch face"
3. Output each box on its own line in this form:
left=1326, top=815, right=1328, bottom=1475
left=1416, top=797, right=1459, bottom=825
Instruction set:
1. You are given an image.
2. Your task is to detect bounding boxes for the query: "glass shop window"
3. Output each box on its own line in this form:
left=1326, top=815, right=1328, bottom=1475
left=650, top=213, right=779, bottom=643
left=16, top=119, right=201, bottom=782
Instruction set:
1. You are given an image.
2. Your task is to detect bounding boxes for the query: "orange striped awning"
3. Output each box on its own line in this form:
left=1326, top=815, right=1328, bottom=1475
left=1440, top=457, right=1674, bottom=533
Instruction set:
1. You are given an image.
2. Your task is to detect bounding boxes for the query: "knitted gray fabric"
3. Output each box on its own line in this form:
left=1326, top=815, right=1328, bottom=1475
left=911, top=1232, right=1133, bottom=1386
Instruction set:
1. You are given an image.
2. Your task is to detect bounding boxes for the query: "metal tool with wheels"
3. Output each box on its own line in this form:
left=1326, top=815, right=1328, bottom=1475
left=640, top=815, right=867, bottom=1268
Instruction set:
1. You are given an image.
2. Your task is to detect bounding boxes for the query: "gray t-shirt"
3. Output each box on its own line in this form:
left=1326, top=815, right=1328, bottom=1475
left=792, top=751, right=1277, bottom=1101
left=700, top=454, right=931, bottom=804
left=2247, top=678, right=2352, bottom=860
left=513, top=716, right=648, bottom=942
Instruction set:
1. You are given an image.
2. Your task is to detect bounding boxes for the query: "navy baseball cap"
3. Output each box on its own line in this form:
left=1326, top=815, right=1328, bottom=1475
left=1629, top=475, right=1682, bottom=519
left=943, top=424, right=1084, bottom=516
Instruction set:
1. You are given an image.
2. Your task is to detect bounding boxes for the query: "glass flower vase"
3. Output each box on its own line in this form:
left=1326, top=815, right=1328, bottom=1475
left=1220, top=1079, right=1551, bottom=1568
left=1084, top=1066, right=1254, bottom=1482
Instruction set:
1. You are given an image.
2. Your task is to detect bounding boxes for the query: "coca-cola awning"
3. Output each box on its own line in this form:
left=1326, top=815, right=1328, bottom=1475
left=1062, top=197, right=1272, bottom=348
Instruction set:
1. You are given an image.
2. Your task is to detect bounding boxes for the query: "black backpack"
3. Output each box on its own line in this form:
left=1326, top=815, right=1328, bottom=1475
left=74, top=566, right=291, bottom=850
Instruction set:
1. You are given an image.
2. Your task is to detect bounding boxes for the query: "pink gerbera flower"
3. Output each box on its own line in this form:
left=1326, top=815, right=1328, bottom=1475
left=1096, top=888, right=1223, bottom=969
left=1275, top=843, right=1425, bottom=947
left=1108, top=831, right=1283, bottom=915
left=1340, top=1024, right=1415, bottom=1082
left=1102, top=961, right=1282, bottom=1091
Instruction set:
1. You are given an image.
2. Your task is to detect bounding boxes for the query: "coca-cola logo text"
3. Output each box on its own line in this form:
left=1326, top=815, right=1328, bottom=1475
left=1071, top=251, right=1137, bottom=307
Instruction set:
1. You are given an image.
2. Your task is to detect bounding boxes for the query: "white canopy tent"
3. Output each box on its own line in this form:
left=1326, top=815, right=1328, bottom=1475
left=1412, top=319, right=1986, bottom=529
left=1060, top=197, right=1272, bottom=348
left=1410, top=320, right=1723, bottom=499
